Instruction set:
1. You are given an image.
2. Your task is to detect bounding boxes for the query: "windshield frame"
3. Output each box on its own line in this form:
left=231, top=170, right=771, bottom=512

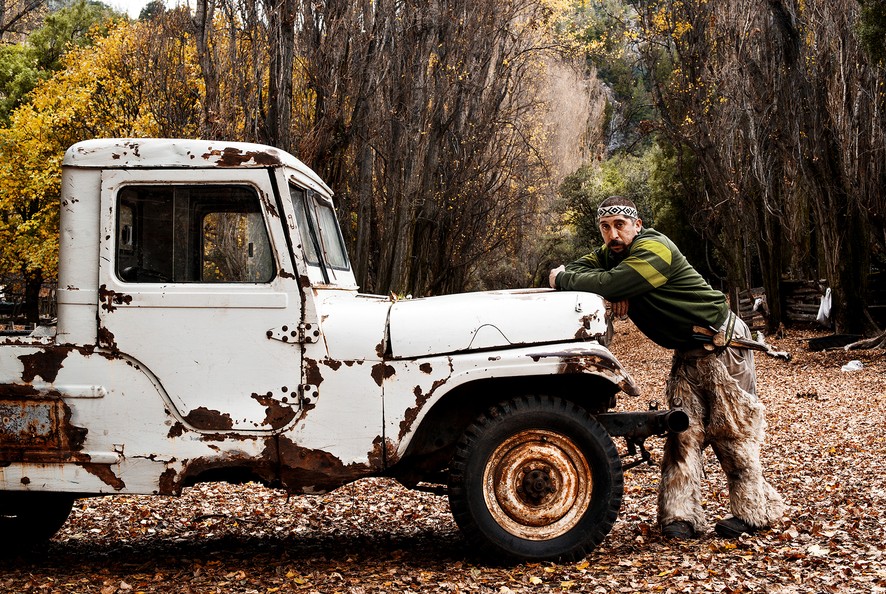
left=288, top=182, right=351, bottom=284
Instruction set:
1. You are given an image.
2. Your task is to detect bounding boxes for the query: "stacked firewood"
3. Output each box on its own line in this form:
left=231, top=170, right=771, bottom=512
left=782, top=279, right=828, bottom=324
left=735, top=280, right=829, bottom=331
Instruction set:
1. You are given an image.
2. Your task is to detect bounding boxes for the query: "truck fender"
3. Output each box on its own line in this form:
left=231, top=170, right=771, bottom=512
left=384, top=342, right=639, bottom=464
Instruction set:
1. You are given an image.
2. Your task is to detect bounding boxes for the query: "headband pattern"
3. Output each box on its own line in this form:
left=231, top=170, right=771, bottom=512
left=597, top=204, right=639, bottom=220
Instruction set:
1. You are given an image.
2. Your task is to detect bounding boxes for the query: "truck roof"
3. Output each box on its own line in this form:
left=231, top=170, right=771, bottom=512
left=63, top=138, right=331, bottom=194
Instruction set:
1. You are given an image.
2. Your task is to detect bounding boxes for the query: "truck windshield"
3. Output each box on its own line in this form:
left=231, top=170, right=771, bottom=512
left=289, top=184, right=349, bottom=272
left=115, top=185, right=275, bottom=283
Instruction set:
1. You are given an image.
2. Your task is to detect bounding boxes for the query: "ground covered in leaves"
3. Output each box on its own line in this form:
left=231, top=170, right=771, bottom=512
left=3, top=323, right=885, bottom=593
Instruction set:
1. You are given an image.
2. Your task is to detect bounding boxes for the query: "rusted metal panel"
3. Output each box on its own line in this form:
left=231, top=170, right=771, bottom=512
left=153, top=430, right=382, bottom=497
left=527, top=348, right=640, bottom=396
left=290, top=353, right=384, bottom=473
left=0, top=398, right=86, bottom=453
left=0, top=344, right=173, bottom=493
left=287, top=288, right=388, bottom=475
left=276, top=435, right=372, bottom=494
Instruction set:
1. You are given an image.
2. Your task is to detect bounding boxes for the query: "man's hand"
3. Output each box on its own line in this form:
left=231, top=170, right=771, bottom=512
left=549, top=265, right=565, bottom=288
left=609, top=299, right=629, bottom=318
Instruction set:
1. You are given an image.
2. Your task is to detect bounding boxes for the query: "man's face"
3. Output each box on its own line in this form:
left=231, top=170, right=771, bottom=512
left=598, top=215, right=641, bottom=254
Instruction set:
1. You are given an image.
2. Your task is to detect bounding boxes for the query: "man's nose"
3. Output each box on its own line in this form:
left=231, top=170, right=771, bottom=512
left=604, top=228, right=619, bottom=241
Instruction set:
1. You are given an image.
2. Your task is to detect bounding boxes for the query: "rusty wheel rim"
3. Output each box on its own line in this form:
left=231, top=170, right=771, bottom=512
left=482, top=429, right=592, bottom=541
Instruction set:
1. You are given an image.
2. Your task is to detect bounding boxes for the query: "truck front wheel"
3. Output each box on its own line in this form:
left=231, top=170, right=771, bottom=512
left=448, top=395, right=623, bottom=561
left=0, top=492, right=75, bottom=551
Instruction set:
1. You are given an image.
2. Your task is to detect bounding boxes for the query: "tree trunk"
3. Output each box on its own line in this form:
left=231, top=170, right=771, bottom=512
left=354, top=138, right=374, bottom=289
left=192, top=0, right=219, bottom=138
left=264, top=0, right=295, bottom=151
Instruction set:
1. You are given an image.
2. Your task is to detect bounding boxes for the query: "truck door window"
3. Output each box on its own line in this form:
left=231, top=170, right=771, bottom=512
left=201, top=211, right=273, bottom=282
left=288, top=184, right=350, bottom=271
left=115, top=185, right=275, bottom=283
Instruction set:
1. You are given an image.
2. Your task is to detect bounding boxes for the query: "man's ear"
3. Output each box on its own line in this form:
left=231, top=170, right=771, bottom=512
left=635, top=218, right=643, bottom=230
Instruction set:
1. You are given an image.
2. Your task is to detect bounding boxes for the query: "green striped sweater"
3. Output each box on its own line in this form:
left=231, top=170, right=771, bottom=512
left=555, top=228, right=728, bottom=350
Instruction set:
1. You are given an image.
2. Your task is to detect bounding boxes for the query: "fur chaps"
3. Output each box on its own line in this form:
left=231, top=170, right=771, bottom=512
left=657, top=352, right=785, bottom=533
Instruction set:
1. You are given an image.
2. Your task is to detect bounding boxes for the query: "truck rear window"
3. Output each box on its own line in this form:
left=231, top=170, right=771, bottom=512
left=115, top=185, right=275, bottom=284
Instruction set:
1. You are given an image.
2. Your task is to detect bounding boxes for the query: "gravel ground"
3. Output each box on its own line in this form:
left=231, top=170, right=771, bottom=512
left=2, top=322, right=884, bottom=593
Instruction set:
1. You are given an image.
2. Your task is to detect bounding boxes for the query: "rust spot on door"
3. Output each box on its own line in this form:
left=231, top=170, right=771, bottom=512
left=167, top=422, right=185, bottom=438
left=98, top=285, right=132, bottom=312
left=18, top=348, right=71, bottom=383
left=304, top=359, right=324, bottom=387
left=371, top=363, right=395, bottom=387
left=183, top=407, right=234, bottom=430
left=251, top=393, right=297, bottom=428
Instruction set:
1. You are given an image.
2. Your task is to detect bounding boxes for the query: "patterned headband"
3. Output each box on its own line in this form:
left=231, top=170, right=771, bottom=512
left=597, top=204, right=639, bottom=220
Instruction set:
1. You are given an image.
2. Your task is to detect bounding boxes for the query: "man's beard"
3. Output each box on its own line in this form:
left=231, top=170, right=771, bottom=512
left=608, top=240, right=629, bottom=262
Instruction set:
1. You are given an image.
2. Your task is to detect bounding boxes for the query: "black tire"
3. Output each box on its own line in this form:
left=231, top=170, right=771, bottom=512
left=0, top=492, right=75, bottom=552
left=448, top=395, right=623, bottom=562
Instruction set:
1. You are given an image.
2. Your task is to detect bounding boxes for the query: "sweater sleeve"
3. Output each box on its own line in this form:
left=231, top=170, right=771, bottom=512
left=556, top=236, right=674, bottom=301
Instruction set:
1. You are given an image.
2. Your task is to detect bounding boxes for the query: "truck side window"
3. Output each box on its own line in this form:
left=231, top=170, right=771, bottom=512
left=289, top=187, right=320, bottom=266
left=115, top=185, right=275, bottom=283
left=289, top=184, right=350, bottom=271
left=313, top=200, right=349, bottom=270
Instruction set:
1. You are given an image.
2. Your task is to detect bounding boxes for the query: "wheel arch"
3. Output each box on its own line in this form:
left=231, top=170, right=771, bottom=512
left=390, top=372, right=620, bottom=485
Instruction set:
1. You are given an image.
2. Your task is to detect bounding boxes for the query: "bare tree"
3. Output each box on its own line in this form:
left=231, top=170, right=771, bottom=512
left=631, top=0, right=885, bottom=334
left=262, top=0, right=295, bottom=150
left=179, top=0, right=581, bottom=296
left=293, top=0, right=560, bottom=295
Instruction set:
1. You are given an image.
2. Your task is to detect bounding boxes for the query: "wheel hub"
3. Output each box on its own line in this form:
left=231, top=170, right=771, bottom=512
left=519, top=467, right=555, bottom=503
left=483, top=429, right=592, bottom=540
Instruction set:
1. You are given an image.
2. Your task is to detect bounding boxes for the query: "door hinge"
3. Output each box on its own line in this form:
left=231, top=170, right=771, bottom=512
left=266, top=322, right=321, bottom=344
left=299, top=383, right=319, bottom=405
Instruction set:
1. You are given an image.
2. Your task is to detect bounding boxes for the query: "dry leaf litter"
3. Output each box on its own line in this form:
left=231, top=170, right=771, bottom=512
left=1, top=321, right=884, bottom=593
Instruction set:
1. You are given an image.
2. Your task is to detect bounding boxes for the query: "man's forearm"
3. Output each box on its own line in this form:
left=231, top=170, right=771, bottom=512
left=557, top=268, right=608, bottom=294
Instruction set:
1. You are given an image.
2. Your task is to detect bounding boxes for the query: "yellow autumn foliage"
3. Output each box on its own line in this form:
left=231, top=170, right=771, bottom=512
left=0, top=17, right=202, bottom=281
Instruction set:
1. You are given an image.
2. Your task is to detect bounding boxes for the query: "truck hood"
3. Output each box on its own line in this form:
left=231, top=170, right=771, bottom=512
left=387, top=289, right=609, bottom=359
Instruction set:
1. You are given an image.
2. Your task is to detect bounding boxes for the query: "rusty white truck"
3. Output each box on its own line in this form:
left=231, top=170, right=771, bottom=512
left=0, top=138, right=687, bottom=561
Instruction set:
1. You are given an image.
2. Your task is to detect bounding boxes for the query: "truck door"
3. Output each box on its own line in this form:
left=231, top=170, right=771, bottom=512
left=97, top=169, right=304, bottom=433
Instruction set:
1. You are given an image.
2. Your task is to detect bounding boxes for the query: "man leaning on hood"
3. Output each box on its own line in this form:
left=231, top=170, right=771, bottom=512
left=549, top=196, right=785, bottom=540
